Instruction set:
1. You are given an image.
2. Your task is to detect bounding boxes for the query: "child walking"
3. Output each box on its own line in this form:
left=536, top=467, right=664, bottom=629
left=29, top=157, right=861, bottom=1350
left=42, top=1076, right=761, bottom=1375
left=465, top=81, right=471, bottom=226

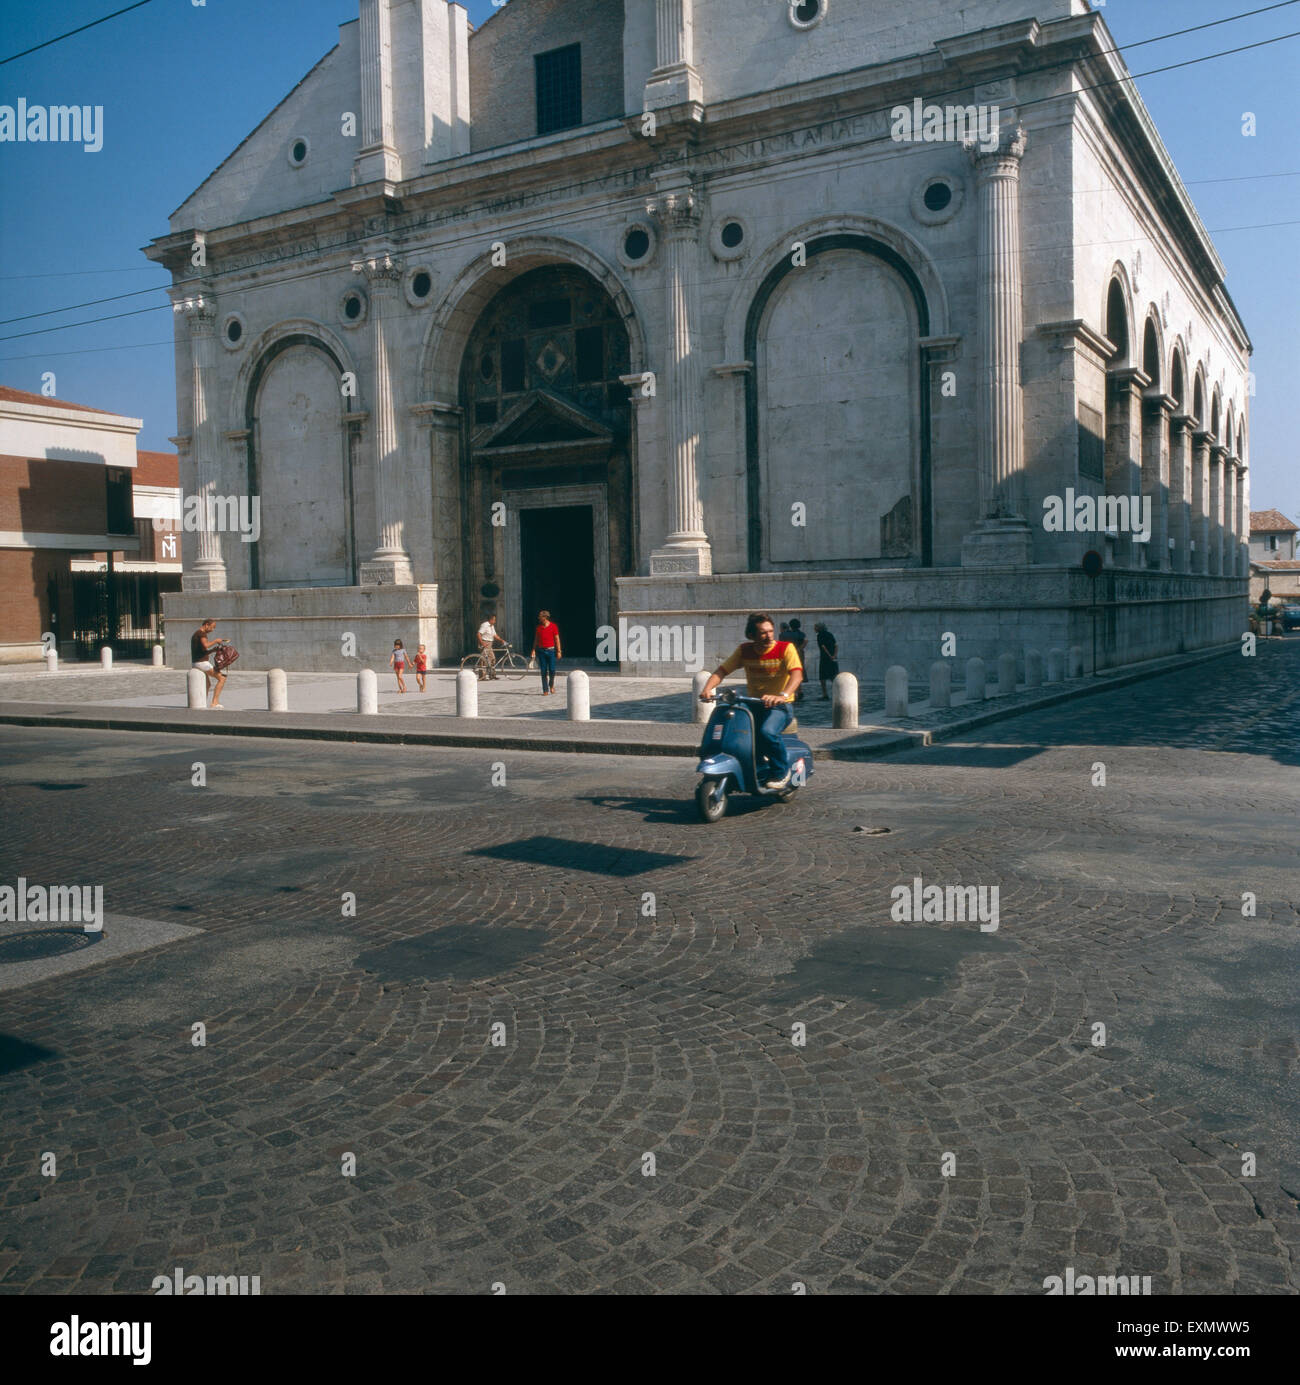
left=389, top=638, right=408, bottom=693
left=414, top=643, right=429, bottom=692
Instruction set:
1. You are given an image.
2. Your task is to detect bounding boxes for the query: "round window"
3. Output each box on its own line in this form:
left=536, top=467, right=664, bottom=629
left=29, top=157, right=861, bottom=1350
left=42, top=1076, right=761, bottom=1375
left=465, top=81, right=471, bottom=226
left=624, top=228, right=650, bottom=261
left=288, top=137, right=309, bottom=167
left=720, top=221, right=744, bottom=249
left=344, top=294, right=363, bottom=321
left=789, top=0, right=826, bottom=30
left=226, top=318, right=242, bottom=344
left=923, top=182, right=952, bottom=212
left=412, top=270, right=432, bottom=299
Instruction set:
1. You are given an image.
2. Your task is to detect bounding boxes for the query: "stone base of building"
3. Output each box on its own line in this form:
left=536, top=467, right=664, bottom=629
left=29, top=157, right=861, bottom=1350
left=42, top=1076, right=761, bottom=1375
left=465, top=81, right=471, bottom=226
left=0, top=641, right=44, bottom=665
left=961, top=519, right=1035, bottom=568
left=162, top=585, right=438, bottom=672
left=615, top=567, right=1249, bottom=679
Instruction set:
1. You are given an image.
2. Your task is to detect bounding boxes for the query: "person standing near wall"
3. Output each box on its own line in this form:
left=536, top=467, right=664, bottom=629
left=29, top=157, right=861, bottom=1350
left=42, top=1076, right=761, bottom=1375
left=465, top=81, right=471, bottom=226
left=814, top=622, right=839, bottom=700
left=531, top=610, right=562, bottom=695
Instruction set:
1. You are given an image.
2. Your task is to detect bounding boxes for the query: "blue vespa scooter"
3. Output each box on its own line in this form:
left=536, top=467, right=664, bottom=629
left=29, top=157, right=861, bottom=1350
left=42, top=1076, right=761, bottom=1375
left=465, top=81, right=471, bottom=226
left=695, top=688, right=815, bottom=822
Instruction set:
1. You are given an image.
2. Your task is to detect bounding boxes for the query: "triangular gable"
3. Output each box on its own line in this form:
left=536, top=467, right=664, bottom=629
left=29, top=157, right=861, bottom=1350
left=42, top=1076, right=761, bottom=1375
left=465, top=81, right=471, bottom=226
left=473, top=390, right=613, bottom=450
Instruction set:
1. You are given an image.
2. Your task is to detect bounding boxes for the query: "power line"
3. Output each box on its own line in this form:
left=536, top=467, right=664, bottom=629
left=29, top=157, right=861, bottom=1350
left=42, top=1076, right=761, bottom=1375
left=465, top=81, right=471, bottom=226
left=2, top=14, right=1298, bottom=340
left=0, top=0, right=155, bottom=66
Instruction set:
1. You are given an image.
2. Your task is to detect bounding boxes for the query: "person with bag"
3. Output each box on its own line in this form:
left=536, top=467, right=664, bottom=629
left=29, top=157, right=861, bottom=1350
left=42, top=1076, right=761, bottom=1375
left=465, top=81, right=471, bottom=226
left=191, top=619, right=233, bottom=710
left=530, top=610, right=562, bottom=695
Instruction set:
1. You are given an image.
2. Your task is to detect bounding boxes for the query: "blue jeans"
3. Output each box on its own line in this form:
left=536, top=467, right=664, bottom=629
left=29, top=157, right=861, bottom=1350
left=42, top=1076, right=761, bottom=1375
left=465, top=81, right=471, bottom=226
left=757, top=703, right=793, bottom=779
left=537, top=646, right=556, bottom=691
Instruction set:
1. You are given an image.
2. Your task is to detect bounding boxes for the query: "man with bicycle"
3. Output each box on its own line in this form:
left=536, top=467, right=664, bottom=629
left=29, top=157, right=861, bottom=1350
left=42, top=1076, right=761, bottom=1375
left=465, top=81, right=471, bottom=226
left=476, top=613, right=508, bottom=680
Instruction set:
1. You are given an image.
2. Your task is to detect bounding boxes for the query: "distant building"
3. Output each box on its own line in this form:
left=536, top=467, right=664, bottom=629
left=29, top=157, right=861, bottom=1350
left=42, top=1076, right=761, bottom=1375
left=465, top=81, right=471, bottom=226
left=1249, top=509, right=1299, bottom=608
left=148, top=0, right=1251, bottom=675
left=0, top=386, right=179, bottom=662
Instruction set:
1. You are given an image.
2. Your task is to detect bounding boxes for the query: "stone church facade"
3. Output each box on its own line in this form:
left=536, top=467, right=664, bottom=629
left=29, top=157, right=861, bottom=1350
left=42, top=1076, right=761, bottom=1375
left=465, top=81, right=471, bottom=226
left=151, top=0, right=1251, bottom=676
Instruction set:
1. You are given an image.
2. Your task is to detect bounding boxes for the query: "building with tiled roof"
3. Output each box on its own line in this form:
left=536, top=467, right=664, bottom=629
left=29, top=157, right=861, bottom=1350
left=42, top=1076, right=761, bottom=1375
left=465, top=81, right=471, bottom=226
left=1249, top=509, right=1300, bottom=606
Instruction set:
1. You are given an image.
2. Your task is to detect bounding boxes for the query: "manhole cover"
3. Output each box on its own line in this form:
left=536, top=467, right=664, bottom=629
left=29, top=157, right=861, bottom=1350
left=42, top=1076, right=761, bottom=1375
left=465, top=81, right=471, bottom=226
left=0, top=929, right=101, bottom=964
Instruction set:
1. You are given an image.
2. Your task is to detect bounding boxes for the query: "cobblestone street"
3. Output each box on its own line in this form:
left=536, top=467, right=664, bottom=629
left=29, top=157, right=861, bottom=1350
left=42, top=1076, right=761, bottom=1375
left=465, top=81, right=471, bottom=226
left=0, top=641, right=1295, bottom=1294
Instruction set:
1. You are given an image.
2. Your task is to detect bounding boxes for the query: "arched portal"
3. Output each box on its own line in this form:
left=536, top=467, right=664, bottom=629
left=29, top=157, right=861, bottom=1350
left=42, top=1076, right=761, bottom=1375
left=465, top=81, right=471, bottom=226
left=247, top=336, right=354, bottom=588
left=458, top=264, right=633, bottom=655
left=744, top=235, right=931, bottom=569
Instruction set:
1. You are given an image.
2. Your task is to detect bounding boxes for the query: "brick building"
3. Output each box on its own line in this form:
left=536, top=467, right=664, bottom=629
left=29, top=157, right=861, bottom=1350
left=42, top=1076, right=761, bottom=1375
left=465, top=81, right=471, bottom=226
left=0, top=386, right=180, bottom=662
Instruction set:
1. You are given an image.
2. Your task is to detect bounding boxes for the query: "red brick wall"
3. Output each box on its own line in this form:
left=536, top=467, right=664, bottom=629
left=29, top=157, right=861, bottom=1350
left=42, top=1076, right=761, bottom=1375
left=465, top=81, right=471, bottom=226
left=0, top=454, right=110, bottom=535
left=0, top=546, right=70, bottom=645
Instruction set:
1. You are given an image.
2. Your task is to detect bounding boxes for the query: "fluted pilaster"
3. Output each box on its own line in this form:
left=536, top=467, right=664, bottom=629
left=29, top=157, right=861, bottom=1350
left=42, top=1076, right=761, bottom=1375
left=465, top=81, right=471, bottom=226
left=174, top=288, right=227, bottom=592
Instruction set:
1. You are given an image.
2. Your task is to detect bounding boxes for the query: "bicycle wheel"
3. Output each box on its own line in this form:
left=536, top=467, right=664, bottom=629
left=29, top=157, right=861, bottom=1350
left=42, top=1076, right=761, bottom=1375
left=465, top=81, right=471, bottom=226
left=460, top=653, right=483, bottom=675
left=500, top=651, right=529, bottom=680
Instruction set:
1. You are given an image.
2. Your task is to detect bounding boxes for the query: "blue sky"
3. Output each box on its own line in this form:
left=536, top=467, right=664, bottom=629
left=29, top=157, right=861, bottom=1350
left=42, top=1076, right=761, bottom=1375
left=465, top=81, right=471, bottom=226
left=0, top=0, right=1296, bottom=518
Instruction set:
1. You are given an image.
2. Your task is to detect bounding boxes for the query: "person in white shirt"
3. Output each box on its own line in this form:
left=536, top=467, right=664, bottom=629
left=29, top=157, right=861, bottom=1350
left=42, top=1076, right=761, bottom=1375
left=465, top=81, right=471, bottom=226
left=477, top=615, right=506, bottom=680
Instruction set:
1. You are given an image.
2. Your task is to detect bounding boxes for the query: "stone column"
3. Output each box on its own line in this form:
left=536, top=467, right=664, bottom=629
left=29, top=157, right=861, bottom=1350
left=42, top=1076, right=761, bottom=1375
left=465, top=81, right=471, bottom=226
left=1209, top=444, right=1226, bottom=576
left=1105, top=368, right=1148, bottom=570
left=644, top=0, right=703, bottom=111
left=1191, top=431, right=1211, bottom=575
left=223, top=429, right=252, bottom=588
left=1237, top=462, right=1250, bottom=578
left=355, top=0, right=400, bottom=184
left=961, top=126, right=1032, bottom=567
left=354, top=248, right=414, bottom=586
left=1168, top=414, right=1193, bottom=573
left=1221, top=456, right=1236, bottom=581
left=174, top=289, right=227, bottom=592
left=412, top=400, right=462, bottom=661
left=1141, top=392, right=1174, bottom=570
left=648, top=189, right=712, bottom=576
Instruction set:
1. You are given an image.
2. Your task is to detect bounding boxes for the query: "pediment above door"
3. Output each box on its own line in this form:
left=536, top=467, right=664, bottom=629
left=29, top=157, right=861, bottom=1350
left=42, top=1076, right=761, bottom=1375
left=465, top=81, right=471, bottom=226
left=471, top=389, right=614, bottom=454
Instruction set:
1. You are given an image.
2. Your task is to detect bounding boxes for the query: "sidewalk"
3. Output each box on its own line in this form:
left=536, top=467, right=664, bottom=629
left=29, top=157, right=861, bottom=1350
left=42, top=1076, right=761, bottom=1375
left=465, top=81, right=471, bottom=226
left=0, top=642, right=1241, bottom=759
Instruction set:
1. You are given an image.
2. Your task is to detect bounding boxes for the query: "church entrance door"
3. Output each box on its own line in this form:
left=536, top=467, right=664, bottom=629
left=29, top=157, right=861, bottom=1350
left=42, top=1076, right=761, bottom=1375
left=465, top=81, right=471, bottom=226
left=520, top=505, right=596, bottom=658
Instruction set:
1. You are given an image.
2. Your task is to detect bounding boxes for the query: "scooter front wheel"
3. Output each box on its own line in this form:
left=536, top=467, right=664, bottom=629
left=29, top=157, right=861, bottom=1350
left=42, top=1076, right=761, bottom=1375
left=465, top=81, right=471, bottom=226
left=695, top=776, right=728, bottom=823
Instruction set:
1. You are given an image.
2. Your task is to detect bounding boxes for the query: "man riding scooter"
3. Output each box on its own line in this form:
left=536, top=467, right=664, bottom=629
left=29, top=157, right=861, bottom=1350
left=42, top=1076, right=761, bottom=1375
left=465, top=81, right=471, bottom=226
left=699, top=613, right=803, bottom=789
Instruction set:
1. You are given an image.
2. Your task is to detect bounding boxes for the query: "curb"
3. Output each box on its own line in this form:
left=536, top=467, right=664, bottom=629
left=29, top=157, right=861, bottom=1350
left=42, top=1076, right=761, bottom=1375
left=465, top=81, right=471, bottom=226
left=0, top=643, right=1239, bottom=760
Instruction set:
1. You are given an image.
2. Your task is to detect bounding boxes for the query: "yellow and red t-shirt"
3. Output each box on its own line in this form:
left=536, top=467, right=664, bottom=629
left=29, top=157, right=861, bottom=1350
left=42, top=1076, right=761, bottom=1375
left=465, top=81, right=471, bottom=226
left=718, top=640, right=803, bottom=700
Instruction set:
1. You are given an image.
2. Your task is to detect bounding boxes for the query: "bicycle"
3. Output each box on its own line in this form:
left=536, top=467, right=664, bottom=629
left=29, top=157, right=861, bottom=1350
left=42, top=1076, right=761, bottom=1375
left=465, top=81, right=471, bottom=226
left=460, top=641, right=529, bottom=681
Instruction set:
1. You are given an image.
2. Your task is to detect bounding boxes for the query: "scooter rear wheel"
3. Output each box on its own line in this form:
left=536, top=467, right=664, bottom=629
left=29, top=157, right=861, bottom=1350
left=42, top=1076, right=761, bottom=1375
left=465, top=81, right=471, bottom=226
left=696, top=777, right=728, bottom=822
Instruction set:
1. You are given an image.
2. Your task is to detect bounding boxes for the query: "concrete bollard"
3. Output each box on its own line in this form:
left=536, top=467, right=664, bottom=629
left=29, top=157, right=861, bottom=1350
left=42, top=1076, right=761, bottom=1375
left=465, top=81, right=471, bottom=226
left=568, top=668, right=590, bottom=721
left=1025, top=649, right=1043, bottom=689
left=1068, top=645, right=1084, bottom=678
left=692, top=670, right=711, bottom=724
left=965, top=657, right=986, bottom=702
left=187, top=668, right=206, bottom=709
left=357, top=668, right=378, bottom=714
left=997, top=652, right=1017, bottom=696
left=1046, top=647, right=1064, bottom=683
left=455, top=668, right=477, bottom=718
left=267, top=668, right=288, bottom=713
left=151, top=644, right=164, bottom=667
left=45, top=650, right=58, bottom=675
left=831, top=672, right=858, bottom=728
left=100, top=646, right=113, bottom=671
left=929, top=660, right=951, bottom=709
left=884, top=665, right=909, bottom=718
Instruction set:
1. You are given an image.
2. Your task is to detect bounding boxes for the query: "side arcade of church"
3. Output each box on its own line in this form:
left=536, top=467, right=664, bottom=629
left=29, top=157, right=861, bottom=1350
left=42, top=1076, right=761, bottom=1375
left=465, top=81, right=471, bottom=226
left=150, top=0, right=1251, bottom=677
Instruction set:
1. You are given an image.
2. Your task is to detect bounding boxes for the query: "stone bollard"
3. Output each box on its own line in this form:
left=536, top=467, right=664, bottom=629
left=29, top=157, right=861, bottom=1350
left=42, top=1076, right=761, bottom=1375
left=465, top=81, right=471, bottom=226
left=187, top=668, right=206, bottom=709
left=965, top=656, right=986, bottom=702
left=1046, top=647, right=1064, bottom=683
left=885, top=665, right=909, bottom=718
left=100, top=646, right=113, bottom=671
left=929, top=660, right=951, bottom=709
left=267, top=668, right=288, bottom=713
left=45, top=650, right=58, bottom=675
left=357, top=668, right=378, bottom=714
left=831, top=672, right=858, bottom=728
left=455, top=668, right=478, bottom=718
left=1068, top=645, right=1084, bottom=678
left=568, top=668, right=590, bottom=721
left=1025, top=649, right=1043, bottom=689
left=997, top=652, right=1017, bottom=696
left=151, top=644, right=164, bottom=668
left=691, top=670, right=711, bottom=724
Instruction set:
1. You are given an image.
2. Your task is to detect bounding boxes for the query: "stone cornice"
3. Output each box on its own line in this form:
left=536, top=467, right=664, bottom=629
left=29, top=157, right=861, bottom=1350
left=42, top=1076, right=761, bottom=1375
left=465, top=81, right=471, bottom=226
left=1036, top=320, right=1115, bottom=363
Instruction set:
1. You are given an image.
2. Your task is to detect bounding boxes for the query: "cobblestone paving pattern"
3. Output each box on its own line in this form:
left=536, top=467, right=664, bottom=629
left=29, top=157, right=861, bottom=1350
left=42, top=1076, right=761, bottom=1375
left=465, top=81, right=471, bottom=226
left=0, top=641, right=1295, bottom=1294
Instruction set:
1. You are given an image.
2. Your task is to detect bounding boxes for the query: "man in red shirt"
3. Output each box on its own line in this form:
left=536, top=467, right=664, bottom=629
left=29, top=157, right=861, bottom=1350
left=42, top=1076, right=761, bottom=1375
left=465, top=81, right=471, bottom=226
left=530, top=609, right=562, bottom=695
left=699, top=613, right=803, bottom=787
